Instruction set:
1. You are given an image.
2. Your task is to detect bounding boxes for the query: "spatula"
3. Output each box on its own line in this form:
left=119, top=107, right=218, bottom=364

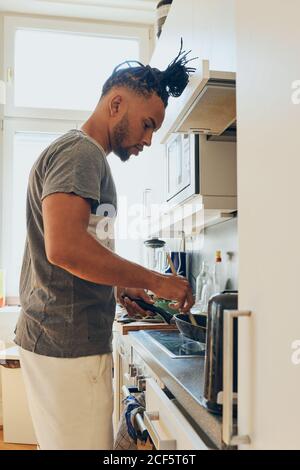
left=166, top=253, right=198, bottom=327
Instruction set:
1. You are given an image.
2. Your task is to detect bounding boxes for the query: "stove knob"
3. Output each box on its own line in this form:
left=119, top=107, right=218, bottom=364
left=129, top=364, right=138, bottom=378
left=136, top=375, right=146, bottom=391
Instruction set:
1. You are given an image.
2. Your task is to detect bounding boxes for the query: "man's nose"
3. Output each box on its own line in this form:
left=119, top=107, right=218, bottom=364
left=142, top=131, right=153, bottom=147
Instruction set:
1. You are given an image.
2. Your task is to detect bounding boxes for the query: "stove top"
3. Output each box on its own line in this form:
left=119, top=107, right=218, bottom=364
left=143, top=330, right=206, bottom=358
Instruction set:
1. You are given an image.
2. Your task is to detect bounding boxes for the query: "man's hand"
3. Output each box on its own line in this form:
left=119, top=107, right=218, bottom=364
left=151, top=273, right=194, bottom=313
left=117, top=287, right=154, bottom=318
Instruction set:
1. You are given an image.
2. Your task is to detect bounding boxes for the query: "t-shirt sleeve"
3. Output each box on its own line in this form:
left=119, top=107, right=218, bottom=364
left=41, top=140, right=105, bottom=206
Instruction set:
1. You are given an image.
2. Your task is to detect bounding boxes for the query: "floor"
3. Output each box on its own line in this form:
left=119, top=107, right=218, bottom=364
left=0, top=426, right=36, bottom=451
left=0, top=425, right=151, bottom=451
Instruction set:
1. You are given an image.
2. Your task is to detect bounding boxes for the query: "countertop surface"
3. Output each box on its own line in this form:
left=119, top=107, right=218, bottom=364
left=129, top=329, right=224, bottom=449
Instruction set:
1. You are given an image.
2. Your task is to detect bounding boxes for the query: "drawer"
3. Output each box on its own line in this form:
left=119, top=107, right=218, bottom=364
left=145, top=378, right=208, bottom=450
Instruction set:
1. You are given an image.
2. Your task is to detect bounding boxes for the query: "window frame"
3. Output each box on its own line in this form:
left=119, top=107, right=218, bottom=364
left=3, top=15, right=150, bottom=121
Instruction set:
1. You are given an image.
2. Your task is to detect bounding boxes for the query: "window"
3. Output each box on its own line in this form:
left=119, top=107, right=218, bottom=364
left=14, top=29, right=139, bottom=111
left=1, top=15, right=150, bottom=299
left=4, top=15, right=149, bottom=120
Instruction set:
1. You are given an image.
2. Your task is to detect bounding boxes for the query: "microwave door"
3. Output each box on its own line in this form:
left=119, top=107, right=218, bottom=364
left=182, top=134, right=191, bottom=188
left=167, top=135, right=190, bottom=201
left=177, top=141, right=182, bottom=187
left=167, top=136, right=182, bottom=198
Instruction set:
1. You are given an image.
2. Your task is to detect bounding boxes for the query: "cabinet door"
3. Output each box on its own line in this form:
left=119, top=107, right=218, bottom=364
left=192, top=0, right=236, bottom=72
left=145, top=378, right=208, bottom=450
left=151, top=0, right=196, bottom=143
left=113, top=333, right=133, bottom=428
left=236, top=0, right=300, bottom=449
left=151, top=0, right=194, bottom=70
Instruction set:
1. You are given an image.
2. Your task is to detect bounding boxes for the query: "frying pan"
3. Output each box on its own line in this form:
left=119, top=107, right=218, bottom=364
left=126, top=297, right=207, bottom=343
left=173, top=313, right=207, bottom=343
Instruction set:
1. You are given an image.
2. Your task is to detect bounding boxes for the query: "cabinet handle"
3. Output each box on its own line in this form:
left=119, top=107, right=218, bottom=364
left=117, top=338, right=126, bottom=358
left=143, top=411, right=176, bottom=450
left=129, top=363, right=138, bottom=377
left=123, top=372, right=131, bottom=382
left=223, top=309, right=251, bottom=446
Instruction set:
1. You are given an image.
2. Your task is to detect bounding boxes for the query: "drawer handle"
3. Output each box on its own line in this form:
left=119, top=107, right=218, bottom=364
left=144, top=411, right=176, bottom=450
left=123, top=372, right=131, bottom=382
left=118, top=344, right=126, bottom=358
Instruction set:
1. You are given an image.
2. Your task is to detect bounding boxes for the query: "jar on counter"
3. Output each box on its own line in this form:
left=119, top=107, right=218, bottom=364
left=156, top=0, right=173, bottom=38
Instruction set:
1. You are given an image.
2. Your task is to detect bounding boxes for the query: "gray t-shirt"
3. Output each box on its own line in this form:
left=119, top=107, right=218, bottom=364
left=14, top=129, right=117, bottom=358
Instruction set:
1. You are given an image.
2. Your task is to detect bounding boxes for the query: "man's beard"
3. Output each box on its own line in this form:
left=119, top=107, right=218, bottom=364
left=112, top=113, right=130, bottom=162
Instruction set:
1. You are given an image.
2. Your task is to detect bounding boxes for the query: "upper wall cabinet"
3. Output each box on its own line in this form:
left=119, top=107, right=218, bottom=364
left=150, top=0, right=236, bottom=143
left=160, top=60, right=235, bottom=143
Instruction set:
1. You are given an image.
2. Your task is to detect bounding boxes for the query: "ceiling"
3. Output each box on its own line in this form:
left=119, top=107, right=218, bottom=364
left=0, top=0, right=157, bottom=24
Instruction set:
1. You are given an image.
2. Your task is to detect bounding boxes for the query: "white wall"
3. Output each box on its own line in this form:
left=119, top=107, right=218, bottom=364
left=237, top=0, right=300, bottom=449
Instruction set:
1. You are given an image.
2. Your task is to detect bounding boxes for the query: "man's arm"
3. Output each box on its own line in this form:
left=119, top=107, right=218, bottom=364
left=42, top=193, right=194, bottom=311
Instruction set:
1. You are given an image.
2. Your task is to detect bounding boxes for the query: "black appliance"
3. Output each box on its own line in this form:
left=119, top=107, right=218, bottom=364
left=204, top=291, right=238, bottom=414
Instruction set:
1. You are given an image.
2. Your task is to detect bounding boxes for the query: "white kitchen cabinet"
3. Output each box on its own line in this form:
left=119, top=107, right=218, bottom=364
left=0, top=346, right=36, bottom=444
left=236, top=0, right=300, bottom=449
left=191, top=0, right=236, bottom=73
left=113, top=329, right=134, bottom=432
left=143, top=0, right=237, bottom=234
left=146, top=0, right=300, bottom=450
left=0, top=305, right=21, bottom=426
left=150, top=0, right=236, bottom=143
left=144, top=378, right=208, bottom=450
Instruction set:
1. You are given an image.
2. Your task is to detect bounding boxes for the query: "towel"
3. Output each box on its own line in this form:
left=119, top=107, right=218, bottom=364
left=114, top=392, right=146, bottom=450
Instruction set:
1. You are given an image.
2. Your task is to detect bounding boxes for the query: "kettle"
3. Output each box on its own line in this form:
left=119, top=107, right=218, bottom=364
left=203, top=291, right=238, bottom=414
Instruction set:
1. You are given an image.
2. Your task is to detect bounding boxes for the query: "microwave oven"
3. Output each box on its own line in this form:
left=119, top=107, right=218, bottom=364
left=166, top=133, right=199, bottom=206
left=165, top=133, right=237, bottom=206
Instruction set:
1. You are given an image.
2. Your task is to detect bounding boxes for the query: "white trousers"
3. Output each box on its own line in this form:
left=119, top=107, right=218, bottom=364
left=19, top=347, right=114, bottom=450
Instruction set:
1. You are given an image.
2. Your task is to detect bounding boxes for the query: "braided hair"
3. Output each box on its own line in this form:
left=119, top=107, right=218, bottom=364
left=101, top=38, right=197, bottom=107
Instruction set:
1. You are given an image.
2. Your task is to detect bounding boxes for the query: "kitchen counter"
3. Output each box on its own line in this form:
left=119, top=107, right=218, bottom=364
left=129, top=330, right=225, bottom=450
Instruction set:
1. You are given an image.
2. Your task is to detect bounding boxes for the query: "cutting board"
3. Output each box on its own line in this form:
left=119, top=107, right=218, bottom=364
left=114, top=320, right=177, bottom=336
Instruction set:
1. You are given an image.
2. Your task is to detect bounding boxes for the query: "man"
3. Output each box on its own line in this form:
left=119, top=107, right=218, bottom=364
left=15, top=44, right=196, bottom=450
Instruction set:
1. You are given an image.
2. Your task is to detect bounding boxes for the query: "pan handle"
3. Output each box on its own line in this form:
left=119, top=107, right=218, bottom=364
left=125, top=297, right=174, bottom=324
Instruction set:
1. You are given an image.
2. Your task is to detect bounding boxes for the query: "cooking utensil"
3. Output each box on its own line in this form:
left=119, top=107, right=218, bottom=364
left=173, top=313, right=207, bottom=343
left=166, top=253, right=198, bottom=327
left=127, top=296, right=207, bottom=343
left=126, top=297, right=174, bottom=324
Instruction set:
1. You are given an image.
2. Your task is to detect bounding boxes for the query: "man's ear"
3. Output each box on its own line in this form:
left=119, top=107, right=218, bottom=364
left=109, top=94, right=123, bottom=117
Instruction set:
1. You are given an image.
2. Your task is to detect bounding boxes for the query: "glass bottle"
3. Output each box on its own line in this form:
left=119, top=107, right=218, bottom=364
left=194, top=262, right=213, bottom=313
left=212, top=250, right=222, bottom=295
